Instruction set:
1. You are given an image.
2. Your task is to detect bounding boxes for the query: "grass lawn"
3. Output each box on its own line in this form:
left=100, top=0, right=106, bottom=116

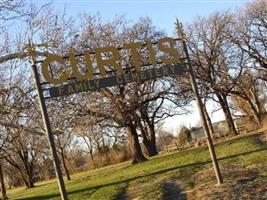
left=8, top=132, right=267, bottom=200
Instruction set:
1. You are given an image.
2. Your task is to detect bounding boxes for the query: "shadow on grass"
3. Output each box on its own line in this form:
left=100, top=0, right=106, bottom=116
left=161, top=181, right=187, bottom=200
left=15, top=147, right=267, bottom=200
left=113, top=185, right=128, bottom=200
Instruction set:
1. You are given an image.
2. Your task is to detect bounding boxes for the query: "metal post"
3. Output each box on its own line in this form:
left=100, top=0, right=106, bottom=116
left=29, top=43, right=68, bottom=199
left=0, top=162, right=7, bottom=200
left=175, top=19, right=223, bottom=185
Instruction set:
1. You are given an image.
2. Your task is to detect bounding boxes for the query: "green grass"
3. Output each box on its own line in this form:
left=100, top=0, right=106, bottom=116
left=8, top=132, right=267, bottom=200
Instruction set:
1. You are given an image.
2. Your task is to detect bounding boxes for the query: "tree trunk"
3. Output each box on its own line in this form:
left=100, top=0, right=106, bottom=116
left=148, top=123, right=158, bottom=156
left=25, top=162, right=35, bottom=188
left=60, top=150, right=71, bottom=181
left=142, top=137, right=157, bottom=157
left=203, top=106, right=215, bottom=135
left=0, top=162, right=7, bottom=200
left=83, top=137, right=97, bottom=168
left=247, top=97, right=261, bottom=127
left=140, top=110, right=158, bottom=157
left=217, top=94, right=238, bottom=135
left=251, top=86, right=265, bottom=114
left=26, top=172, right=34, bottom=188
left=89, top=149, right=97, bottom=169
left=139, top=123, right=158, bottom=157
left=5, top=157, right=35, bottom=188
left=231, top=91, right=261, bottom=128
left=127, top=125, right=147, bottom=164
left=21, top=173, right=33, bottom=188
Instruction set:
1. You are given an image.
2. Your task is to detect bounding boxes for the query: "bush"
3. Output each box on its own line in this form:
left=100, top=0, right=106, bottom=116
left=87, top=145, right=131, bottom=169
left=157, top=129, right=176, bottom=150
left=176, top=126, right=192, bottom=147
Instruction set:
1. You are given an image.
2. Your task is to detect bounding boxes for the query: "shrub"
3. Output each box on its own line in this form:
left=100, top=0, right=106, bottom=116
left=176, top=126, right=192, bottom=147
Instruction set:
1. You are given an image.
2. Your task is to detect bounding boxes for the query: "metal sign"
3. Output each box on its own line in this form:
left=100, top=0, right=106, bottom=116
left=41, top=37, right=181, bottom=85
left=49, top=64, right=184, bottom=98
left=28, top=20, right=223, bottom=200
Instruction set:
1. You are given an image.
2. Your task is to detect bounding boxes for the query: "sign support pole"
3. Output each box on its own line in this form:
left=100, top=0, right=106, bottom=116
left=29, top=44, right=68, bottom=199
left=175, top=19, right=223, bottom=185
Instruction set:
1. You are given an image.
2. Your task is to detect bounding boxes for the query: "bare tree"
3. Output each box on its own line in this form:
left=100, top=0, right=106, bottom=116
left=229, top=0, right=267, bottom=80
left=230, top=72, right=266, bottom=126
left=54, top=129, right=72, bottom=181
left=135, top=77, right=191, bottom=156
left=186, top=12, right=246, bottom=135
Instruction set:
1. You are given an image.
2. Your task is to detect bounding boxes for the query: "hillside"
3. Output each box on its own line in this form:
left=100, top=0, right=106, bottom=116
left=8, top=131, right=267, bottom=200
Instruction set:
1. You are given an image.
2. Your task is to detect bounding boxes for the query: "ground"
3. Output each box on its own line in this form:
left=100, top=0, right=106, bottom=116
left=8, top=131, right=267, bottom=200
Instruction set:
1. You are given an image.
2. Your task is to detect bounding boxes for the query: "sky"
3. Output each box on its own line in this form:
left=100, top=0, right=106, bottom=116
left=35, top=0, right=249, bottom=133
left=48, top=0, right=248, bottom=35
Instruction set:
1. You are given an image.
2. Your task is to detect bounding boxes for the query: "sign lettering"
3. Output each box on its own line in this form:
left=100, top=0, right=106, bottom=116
left=49, top=64, right=184, bottom=98
left=42, top=37, right=181, bottom=85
